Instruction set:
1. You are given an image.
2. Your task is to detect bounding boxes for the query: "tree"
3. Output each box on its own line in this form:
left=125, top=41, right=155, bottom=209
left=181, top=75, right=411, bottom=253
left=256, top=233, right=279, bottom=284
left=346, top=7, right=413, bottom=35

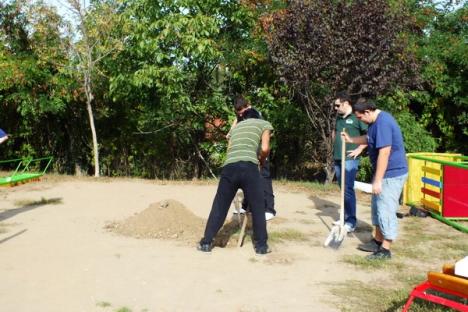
left=264, top=0, right=420, bottom=182
left=0, top=1, right=72, bottom=161
left=65, top=0, right=125, bottom=176
left=410, top=3, right=468, bottom=153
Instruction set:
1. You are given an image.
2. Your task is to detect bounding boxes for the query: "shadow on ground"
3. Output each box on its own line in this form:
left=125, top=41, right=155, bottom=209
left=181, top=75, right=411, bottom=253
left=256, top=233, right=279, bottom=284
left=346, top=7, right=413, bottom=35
left=0, top=197, right=62, bottom=222
left=213, top=215, right=252, bottom=248
left=310, top=195, right=373, bottom=243
left=0, top=229, right=27, bottom=245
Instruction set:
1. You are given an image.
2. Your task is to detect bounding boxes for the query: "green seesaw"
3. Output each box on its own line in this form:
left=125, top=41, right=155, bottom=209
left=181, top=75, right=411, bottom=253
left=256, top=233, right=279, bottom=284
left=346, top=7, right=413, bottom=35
left=0, top=157, right=53, bottom=186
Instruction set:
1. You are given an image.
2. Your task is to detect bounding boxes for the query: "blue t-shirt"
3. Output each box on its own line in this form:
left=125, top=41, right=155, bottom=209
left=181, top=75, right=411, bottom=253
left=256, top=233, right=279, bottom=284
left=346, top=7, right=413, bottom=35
left=367, top=111, right=408, bottom=178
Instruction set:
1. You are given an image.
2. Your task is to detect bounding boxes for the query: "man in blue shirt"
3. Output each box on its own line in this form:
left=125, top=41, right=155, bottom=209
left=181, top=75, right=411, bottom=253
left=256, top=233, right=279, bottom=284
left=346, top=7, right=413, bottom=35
left=342, top=99, right=408, bottom=260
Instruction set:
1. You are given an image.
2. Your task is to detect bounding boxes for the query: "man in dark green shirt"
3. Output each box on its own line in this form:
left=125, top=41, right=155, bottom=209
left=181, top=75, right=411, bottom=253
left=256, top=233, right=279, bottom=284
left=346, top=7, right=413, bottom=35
left=332, top=91, right=368, bottom=232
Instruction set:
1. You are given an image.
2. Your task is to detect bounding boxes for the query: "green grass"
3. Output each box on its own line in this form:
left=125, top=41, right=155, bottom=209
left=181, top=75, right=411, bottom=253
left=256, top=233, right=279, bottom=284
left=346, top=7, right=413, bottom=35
left=341, top=255, right=406, bottom=271
left=268, top=229, right=309, bottom=243
left=275, top=179, right=338, bottom=193
left=335, top=213, right=468, bottom=311
left=115, top=307, right=132, bottom=312
left=96, top=301, right=111, bottom=308
left=330, top=280, right=460, bottom=312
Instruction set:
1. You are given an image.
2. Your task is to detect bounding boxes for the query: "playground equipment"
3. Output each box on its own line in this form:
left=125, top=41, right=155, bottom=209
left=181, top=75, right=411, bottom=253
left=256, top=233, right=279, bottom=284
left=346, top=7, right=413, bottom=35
left=404, top=153, right=468, bottom=233
left=0, top=157, right=53, bottom=186
left=402, top=262, right=468, bottom=312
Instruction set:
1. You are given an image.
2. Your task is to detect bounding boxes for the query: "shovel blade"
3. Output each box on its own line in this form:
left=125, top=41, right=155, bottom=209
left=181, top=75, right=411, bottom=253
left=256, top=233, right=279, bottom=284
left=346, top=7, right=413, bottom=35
left=324, top=225, right=346, bottom=249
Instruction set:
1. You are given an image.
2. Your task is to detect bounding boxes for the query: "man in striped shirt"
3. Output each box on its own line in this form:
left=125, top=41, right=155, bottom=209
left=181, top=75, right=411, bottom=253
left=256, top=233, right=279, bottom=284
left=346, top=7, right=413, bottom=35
left=229, top=101, right=277, bottom=221
left=198, top=97, right=274, bottom=254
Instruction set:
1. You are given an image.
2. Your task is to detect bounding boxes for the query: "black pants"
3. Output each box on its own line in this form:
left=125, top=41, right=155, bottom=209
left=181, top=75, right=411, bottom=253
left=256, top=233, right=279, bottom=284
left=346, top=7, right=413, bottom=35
left=242, top=159, right=276, bottom=215
left=201, top=161, right=268, bottom=248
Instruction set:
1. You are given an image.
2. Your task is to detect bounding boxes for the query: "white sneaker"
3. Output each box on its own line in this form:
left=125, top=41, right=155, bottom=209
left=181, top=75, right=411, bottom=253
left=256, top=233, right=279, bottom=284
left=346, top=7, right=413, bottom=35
left=332, top=220, right=340, bottom=226
left=344, top=223, right=356, bottom=233
left=265, top=212, right=275, bottom=221
left=233, top=207, right=247, bottom=214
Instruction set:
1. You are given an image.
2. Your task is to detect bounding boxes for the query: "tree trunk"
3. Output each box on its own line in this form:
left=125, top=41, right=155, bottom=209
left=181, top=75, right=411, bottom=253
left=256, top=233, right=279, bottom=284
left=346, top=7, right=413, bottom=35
left=324, top=157, right=335, bottom=184
left=324, top=133, right=335, bottom=184
left=84, top=71, right=100, bottom=177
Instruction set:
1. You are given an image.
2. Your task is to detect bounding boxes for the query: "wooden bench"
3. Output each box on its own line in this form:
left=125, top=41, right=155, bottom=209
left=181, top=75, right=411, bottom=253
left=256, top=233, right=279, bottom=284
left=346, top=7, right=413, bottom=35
left=402, top=264, right=468, bottom=312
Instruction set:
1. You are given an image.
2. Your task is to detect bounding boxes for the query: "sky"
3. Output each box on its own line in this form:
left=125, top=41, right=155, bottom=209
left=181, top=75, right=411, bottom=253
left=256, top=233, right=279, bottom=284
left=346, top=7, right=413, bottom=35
left=42, top=0, right=88, bottom=22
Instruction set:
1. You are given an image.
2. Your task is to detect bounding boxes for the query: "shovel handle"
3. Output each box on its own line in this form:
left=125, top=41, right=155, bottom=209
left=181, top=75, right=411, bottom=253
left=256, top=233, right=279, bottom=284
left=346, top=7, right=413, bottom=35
left=340, top=128, right=346, bottom=226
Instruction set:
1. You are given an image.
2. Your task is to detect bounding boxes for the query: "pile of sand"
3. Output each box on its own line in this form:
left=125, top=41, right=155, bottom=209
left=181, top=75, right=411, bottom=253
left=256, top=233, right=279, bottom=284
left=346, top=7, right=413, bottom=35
left=106, top=199, right=205, bottom=242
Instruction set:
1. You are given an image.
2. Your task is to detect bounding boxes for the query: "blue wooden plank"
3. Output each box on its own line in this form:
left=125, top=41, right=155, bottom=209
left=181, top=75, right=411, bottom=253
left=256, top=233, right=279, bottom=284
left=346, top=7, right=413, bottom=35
left=421, top=177, right=442, bottom=188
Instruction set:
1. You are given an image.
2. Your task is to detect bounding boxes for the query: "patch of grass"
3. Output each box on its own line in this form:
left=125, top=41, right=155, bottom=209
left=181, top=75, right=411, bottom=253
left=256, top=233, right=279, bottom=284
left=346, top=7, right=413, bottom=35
left=115, top=307, right=132, bottom=312
left=331, top=280, right=458, bottom=312
left=14, top=197, right=62, bottom=207
left=96, top=301, right=111, bottom=308
left=390, top=215, right=468, bottom=264
left=275, top=179, right=338, bottom=193
left=268, top=229, right=309, bottom=243
left=248, top=257, right=259, bottom=263
left=391, top=241, right=435, bottom=262
left=341, top=255, right=405, bottom=271
left=438, top=240, right=468, bottom=253
left=335, top=213, right=468, bottom=311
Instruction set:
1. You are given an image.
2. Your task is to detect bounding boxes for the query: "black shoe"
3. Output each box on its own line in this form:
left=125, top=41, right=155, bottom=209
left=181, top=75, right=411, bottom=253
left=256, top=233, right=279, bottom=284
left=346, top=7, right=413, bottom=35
left=255, top=245, right=271, bottom=255
left=366, top=247, right=391, bottom=260
left=357, top=239, right=382, bottom=252
left=197, top=241, right=213, bottom=252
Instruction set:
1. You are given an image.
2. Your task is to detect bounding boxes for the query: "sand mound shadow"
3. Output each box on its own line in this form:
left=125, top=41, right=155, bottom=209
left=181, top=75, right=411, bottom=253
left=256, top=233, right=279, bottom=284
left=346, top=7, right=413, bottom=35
left=105, top=199, right=205, bottom=243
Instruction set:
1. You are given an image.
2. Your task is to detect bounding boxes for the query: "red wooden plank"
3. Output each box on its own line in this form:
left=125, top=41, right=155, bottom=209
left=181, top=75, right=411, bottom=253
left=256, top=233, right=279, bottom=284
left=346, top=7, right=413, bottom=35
left=443, top=165, right=468, bottom=218
left=421, top=187, right=440, bottom=199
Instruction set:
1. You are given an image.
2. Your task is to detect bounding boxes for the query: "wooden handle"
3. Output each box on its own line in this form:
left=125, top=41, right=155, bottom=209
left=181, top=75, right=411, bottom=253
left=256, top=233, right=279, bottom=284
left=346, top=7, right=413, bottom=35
left=340, top=128, right=346, bottom=226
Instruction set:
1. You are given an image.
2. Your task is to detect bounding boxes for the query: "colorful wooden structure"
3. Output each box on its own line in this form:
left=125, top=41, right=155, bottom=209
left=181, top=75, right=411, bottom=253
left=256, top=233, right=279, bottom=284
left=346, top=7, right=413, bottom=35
left=404, top=153, right=468, bottom=232
left=403, top=263, right=468, bottom=312
left=0, top=157, right=53, bottom=186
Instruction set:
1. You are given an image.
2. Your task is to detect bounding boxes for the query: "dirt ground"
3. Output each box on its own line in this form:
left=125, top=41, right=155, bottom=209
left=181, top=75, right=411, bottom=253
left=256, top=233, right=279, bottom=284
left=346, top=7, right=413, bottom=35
left=0, top=177, right=404, bottom=312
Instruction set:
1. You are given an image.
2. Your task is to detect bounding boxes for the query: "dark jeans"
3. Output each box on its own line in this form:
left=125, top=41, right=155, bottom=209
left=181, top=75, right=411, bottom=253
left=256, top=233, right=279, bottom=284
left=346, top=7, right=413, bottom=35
left=201, top=161, right=268, bottom=248
left=334, top=159, right=360, bottom=228
left=242, top=159, right=276, bottom=215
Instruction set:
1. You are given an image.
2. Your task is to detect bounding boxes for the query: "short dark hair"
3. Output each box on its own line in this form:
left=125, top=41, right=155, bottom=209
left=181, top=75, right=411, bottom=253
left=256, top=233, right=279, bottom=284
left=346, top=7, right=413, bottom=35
left=233, top=95, right=250, bottom=112
left=241, top=108, right=261, bottom=120
left=335, top=90, right=352, bottom=105
left=353, top=98, right=377, bottom=113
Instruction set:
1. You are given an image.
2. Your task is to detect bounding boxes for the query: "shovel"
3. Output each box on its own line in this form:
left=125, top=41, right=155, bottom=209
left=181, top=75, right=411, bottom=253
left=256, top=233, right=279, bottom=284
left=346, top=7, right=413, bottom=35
left=324, top=128, right=347, bottom=249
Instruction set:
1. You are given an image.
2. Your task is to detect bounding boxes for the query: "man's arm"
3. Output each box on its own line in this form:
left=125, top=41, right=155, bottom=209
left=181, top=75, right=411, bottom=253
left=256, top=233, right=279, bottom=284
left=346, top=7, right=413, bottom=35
left=258, top=130, right=271, bottom=166
left=226, top=119, right=238, bottom=139
left=341, top=132, right=367, bottom=145
left=373, top=146, right=391, bottom=194
left=0, top=135, right=8, bottom=144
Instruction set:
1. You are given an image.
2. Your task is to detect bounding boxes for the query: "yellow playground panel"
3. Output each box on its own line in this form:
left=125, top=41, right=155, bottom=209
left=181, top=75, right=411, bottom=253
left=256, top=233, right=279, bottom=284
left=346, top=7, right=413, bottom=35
left=404, top=153, right=468, bottom=234
left=404, top=152, right=462, bottom=212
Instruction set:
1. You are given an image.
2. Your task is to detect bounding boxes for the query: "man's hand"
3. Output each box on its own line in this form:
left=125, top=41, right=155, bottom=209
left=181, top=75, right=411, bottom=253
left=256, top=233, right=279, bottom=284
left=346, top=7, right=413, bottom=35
left=372, top=179, right=382, bottom=195
left=341, top=131, right=352, bottom=143
left=347, top=148, right=362, bottom=159
left=347, top=145, right=367, bottom=159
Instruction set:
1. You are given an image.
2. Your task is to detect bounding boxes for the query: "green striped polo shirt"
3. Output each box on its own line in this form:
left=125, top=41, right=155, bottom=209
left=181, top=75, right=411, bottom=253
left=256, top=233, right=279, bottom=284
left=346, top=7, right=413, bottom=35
left=224, top=119, right=273, bottom=166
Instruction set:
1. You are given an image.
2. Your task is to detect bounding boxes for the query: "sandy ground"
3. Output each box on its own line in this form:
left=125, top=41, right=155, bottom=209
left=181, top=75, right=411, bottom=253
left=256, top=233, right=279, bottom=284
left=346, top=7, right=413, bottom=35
left=0, top=178, right=386, bottom=312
